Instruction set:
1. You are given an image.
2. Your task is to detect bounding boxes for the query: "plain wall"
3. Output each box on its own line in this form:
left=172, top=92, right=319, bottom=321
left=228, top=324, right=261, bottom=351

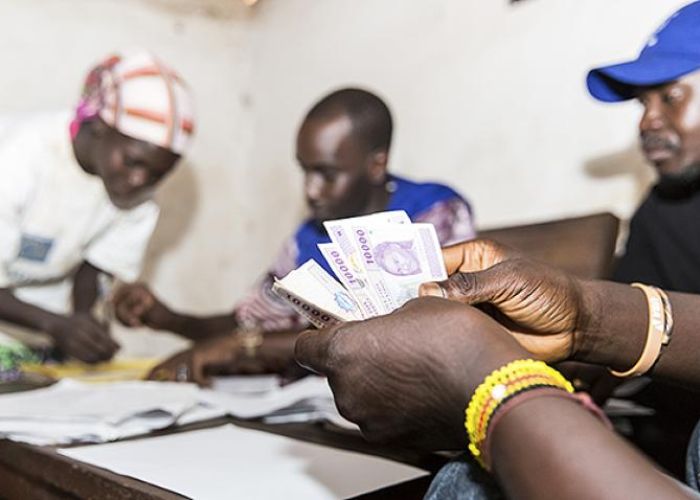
left=0, top=0, right=688, bottom=356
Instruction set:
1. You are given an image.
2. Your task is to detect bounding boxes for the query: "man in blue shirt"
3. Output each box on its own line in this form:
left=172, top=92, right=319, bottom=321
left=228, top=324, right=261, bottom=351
left=114, top=88, right=475, bottom=378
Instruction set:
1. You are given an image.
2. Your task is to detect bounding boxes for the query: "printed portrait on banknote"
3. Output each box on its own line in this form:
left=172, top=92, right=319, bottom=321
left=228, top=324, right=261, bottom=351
left=373, top=241, right=421, bottom=276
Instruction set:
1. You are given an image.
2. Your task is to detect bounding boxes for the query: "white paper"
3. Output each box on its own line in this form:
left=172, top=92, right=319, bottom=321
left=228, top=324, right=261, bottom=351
left=201, top=376, right=337, bottom=419
left=0, top=376, right=354, bottom=445
left=0, top=380, right=215, bottom=445
left=210, top=375, right=282, bottom=395
left=60, top=425, right=427, bottom=500
left=0, top=379, right=201, bottom=422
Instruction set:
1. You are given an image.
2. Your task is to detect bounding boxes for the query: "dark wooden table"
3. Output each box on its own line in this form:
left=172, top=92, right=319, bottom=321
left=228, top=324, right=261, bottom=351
left=0, top=381, right=446, bottom=499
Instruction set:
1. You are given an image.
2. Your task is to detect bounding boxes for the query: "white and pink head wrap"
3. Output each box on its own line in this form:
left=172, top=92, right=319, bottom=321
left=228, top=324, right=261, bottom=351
left=71, top=51, right=195, bottom=155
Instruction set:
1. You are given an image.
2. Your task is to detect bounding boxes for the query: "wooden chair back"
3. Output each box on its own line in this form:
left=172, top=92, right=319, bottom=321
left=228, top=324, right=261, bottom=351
left=479, top=213, right=620, bottom=279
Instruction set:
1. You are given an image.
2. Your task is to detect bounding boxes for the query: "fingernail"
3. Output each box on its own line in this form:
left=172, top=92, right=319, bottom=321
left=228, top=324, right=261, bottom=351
left=419, top=282, right=445, bottom=298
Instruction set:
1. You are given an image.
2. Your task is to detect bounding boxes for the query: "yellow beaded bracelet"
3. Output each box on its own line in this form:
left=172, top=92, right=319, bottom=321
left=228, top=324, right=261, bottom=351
left=465, top=359, right=574, bottom=468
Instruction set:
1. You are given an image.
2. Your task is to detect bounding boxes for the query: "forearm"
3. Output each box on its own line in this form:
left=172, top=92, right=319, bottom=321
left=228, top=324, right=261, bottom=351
left=574, top=280, right=700, bottom=387
left=491, top=396, right=695, bottom=500
left=164, top=308, right=306, bottom=342
left=73, top=261, right=102, bottom=314
left=164, top=312, right=239, bottom=341
left=0, top=288, right=61, bottom=333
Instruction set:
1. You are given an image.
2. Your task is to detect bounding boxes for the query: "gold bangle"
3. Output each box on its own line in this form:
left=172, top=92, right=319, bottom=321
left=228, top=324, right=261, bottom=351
left=657, top=287, right=673, bottom=344
left=610, top=283, right=671, bottom=378
left=236, top=325, right=263, bottom=358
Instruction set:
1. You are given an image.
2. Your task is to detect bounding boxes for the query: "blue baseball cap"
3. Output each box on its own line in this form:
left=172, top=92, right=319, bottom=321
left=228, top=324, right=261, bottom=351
left=587, top=2, right=700, bottom=102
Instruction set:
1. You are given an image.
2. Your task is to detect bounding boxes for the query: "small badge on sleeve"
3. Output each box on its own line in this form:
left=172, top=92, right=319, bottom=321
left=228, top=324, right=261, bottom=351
left=18, top=234, right=54, bottom=262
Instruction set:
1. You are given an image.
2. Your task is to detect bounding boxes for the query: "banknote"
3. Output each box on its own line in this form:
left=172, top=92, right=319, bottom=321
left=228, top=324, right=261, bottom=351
left=371, top=210, right=412, bottom=225
left=324, top=218, right=394, bottom=313
left=348, top=221, right=444, bottom=308
left=324, top=212, right=447, bottom=310
left=271, top=280, right=343, bottom=329
left=274, top=211, right=448, bottom=327
left=318, top=242, right=380, bottom=318
left=412, top=223, right=449, bottom=282
left=272, top=260, right=362, bottom=328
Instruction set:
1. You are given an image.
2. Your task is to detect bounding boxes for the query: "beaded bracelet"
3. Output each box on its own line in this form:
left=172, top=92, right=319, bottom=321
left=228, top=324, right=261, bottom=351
left=465, top=359, right=574, bottom=469
left=479, top=388, right=611, bottom=470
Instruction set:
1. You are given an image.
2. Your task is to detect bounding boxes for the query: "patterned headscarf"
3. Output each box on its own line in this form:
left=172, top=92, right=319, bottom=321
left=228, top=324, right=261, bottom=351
left=71, top=51, right=195, bottom=155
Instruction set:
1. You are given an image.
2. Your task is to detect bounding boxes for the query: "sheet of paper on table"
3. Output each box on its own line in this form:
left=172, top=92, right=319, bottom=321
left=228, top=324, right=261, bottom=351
left=0, top=376, right=354, bottom=445
left=59, top=424, right=428, bottom=500
left=0, top=379, right=221, bottom=445
left=204, top=375, right=355, bottom=428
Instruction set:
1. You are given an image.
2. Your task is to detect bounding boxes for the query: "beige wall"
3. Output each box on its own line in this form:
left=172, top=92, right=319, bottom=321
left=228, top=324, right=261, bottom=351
left=0, top=0, right=688, bottom=356
left=0, top=0, right=255, bottom=355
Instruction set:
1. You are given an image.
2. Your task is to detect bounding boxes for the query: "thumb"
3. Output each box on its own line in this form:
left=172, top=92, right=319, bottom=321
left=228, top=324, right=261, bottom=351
left=419, top=265, right=505, bottom=305
left=294, top=327, right=336, bottom=375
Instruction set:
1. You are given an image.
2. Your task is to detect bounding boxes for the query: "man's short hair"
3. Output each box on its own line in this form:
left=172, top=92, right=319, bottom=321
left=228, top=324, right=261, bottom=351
left=303, top=88, right=393, bottom=153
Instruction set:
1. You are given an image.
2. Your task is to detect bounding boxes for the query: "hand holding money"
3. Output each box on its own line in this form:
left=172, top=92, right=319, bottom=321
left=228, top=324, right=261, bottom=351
left=273, top=211, right=447, bottom=327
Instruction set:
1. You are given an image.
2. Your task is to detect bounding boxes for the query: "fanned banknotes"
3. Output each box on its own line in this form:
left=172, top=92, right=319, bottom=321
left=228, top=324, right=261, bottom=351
left=272, top=211, right=447, bottom=327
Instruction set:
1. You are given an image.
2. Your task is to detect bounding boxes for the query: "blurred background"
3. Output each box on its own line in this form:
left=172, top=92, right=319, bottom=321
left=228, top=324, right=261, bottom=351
left=0, top=0, right=685, bottom=356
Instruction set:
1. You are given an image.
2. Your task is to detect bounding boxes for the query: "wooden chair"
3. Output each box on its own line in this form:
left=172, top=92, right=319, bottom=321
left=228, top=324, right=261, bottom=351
left=478, top=212, right=620, bottom=280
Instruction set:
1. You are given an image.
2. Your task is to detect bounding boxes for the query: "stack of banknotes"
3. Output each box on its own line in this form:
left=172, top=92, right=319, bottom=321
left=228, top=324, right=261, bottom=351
left=272, top=210, right=447, bottom=328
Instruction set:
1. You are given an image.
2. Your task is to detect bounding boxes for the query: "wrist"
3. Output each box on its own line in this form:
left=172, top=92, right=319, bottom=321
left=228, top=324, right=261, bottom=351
left=571, top=280, right=602, bottom=363
left=455, top=307, right=531, bottom=397
left=571, top=280, right=647, bottom=370
left=461, top=342, right=531, bottom=398
left=71, top=311, right=93, bottom=319
left=39, top=312, right=68, bottom=336
left=463, top=352, right=525, bottom=398
left=465, top=359, right=580, bottom=469
left=162, top=310, right=190, bottom=334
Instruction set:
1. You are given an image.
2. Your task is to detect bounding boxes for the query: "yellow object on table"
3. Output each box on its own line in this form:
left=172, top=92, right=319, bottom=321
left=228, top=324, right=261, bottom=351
left=20, top=358, right=159, bottom=383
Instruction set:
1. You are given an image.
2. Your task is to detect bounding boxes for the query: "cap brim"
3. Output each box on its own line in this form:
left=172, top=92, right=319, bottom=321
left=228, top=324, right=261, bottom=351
left=587, top=55, right=700, bottom=102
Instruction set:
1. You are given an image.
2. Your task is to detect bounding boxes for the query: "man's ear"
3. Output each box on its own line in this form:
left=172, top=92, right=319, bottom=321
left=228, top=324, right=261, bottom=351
left=368, top=150, right=389, bottom=185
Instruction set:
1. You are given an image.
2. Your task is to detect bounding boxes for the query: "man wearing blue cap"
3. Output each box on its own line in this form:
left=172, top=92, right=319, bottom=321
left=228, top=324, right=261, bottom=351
left=420, top=4, right=700, bottom=498
left=588, top=1, right=700, bottom=294
left=586, top=0, right=700, bottom=481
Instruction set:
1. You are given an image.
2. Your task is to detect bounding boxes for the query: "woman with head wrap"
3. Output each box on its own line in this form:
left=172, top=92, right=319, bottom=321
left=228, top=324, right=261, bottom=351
left=0, top=51, right=194, bottom=367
